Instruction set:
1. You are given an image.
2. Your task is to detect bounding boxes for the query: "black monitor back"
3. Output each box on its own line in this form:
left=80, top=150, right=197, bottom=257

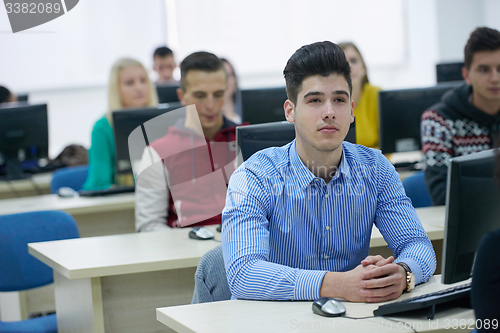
left=241, top=87, right=288, bottom=124
left=237, top=121, right=356, bottom=163
left=16, top=94, right=29, bottom=102
left=0, top=103, right=48, bottom=178
left=112, top=102, right=183, bottom=175
left=156, top=84, right=180, bottom=104
left=436, top=62, right=464, bottom=83
left=442, top=149, right=500, bottom=284
left=379, top=82, right=462, bottom=154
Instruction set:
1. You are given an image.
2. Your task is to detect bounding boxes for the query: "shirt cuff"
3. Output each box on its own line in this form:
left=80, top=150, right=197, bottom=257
left=395, top=258, right=423, bottom=285
left=294, top=270, right=328, bottom=300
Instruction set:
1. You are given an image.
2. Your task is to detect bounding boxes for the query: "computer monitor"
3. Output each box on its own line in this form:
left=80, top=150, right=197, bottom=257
left=112, top=102, right=183, bottom=175
left=0, top=103, right=48, bottom=179
left=241, top=87, right=288, bottom=124
left=442, top=149, right=500, bottom=284
left=17, top=94, right=28, bottom=102
left=237, top=120, right=356, bottom=163
left=436, top=62, right=464, bottom=83
left=156, top=84, right=180, bottom=104
left=378, top=81, right=462, bottom=154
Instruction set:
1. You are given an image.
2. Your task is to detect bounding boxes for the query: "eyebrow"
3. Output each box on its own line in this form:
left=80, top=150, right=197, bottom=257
left=302, top=90, right=350, bottom=100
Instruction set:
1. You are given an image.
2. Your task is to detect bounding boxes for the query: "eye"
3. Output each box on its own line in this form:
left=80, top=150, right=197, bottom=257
left=308, top=98, right=320, bottom=103
left=334, top=97, right=346, bottom=103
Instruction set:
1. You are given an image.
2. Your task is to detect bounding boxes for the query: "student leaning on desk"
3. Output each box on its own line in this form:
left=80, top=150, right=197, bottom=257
left=82, top=58, right=159, bottom=191
left=222, top=41, right=436, bottom=303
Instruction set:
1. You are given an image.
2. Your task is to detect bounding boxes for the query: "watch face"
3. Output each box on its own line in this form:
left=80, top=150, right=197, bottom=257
left=409, top=273, right=416, bottom=290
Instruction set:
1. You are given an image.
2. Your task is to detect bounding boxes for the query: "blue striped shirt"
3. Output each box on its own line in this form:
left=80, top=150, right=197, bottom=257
left=222, top=141, right=436, bottom=301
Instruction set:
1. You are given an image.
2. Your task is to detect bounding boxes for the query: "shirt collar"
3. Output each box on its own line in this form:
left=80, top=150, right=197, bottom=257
left=289, top=141, right=351, bottom=190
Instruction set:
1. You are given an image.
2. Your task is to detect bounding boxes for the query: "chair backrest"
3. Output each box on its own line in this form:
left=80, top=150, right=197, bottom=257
left=192, top=245, right=231, bottom=303
left=50, top=165, right=88, bottom=193
left=402, top=171, right=432, bottom=208
left=0, top=210, right=79, bottom=291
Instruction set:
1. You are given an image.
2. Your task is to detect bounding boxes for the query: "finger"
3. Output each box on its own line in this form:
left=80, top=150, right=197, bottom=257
left=360, top=284, right=402, bottom=298
left=375, top=256, right=394, bottom=267
left=366, top=291, right=401, bottom=303
left=360, top=273, right=402, bottom=289
left=361, top=255, right=385, bottom=266
left=360, top=263, right=401, bottom=280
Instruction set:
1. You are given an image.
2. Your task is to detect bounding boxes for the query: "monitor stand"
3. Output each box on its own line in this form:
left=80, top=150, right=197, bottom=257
left=1, top=157, right=32, bottom=181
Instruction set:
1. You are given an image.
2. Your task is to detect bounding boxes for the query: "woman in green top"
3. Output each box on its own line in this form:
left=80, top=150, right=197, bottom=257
left=82, top=58, right=158, bottom=190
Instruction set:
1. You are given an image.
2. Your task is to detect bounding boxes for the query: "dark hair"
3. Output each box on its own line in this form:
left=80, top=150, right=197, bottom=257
left=283, top=41, right=352, bottom=105
left=153, top=46, right=174, bottom=58
left=180, top=51, right=225, bottom=91
left=338, top=41, right=370, bottom=88
left=464, top=27, right=500, bottom=69
left=0, top=86, right=13, bottom=104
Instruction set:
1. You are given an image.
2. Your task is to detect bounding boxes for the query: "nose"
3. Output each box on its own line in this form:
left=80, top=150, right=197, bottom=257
left=205, top=95, right=215, bottom=111
left=322, top=100, right=335, bottom=120
left=491, top=68, right=500, bottom=82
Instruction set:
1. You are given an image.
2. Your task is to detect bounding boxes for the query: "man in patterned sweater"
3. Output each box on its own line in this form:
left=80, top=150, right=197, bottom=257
left=421, top=27, right=500, bottom=205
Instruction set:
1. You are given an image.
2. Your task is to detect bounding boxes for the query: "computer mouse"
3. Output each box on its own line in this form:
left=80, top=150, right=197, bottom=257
left=57, top=187, right=78, bottom=198
left=312, top=297, right=346, bottom=317
left=188, top=226, right=214, bottom=240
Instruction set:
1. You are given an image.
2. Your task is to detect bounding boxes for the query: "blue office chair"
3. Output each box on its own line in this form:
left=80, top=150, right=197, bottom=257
left=50, top=165, right=88, bottom=193
left=0, top=210, right=80, bottom=332
left=402, top=171, right=433, bottom=208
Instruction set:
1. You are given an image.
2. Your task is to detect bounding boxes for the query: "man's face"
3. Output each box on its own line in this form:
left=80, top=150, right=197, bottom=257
left=463, top=50, right=500, bottom=107
left=154, top=55, right=176, bottom=82
left=178, top=69, right=226, bottom=133
left=285, top=74, right=354, bottom=154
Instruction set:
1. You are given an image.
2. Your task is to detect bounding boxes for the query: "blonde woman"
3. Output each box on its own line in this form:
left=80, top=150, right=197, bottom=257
left=338, top=42, right=381, bottom=149
left=82, top=58, right=158, bottom=190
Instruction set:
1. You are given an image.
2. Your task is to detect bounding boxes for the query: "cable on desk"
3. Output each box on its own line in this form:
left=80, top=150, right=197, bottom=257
left=382, top=316, right=418, bottom=333
left=211, top=239, right=221, bottom=243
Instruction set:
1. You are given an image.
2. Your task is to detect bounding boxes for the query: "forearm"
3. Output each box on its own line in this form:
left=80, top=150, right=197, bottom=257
left=226, top=256, right=326, bottom=301
left=394, top=239, right=436, bottom=284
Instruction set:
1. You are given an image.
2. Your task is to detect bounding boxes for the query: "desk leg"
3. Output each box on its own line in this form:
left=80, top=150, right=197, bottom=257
left=100, top=268, right=196, bottom=333
left=54, top=272, right=105, bottom=333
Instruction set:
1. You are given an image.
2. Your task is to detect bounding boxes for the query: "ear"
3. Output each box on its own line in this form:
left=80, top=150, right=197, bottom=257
left=462, top=66, right=472, bottom=85
left=284, top=100, right=295, bottom=123
left=350, top=99, right=355, bottom=123
left=176, top=88, right=184, bottom=104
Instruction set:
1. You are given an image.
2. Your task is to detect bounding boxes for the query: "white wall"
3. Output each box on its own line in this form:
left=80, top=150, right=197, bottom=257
left=1, top=0, right=500, bottom=158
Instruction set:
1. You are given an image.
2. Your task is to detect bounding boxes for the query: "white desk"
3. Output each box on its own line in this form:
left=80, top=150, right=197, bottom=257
left=28, top=227, right=221, bottom=333
left=0, top=193, right=135, bottom=237
left=157, top=275, right=474, bottom=333
left=0, top=173, right=52, bottom=199
left=26, top=207, right=445, bottom=333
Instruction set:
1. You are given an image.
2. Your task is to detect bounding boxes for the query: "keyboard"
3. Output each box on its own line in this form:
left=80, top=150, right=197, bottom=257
left=373, top=282, right=471, bottom=320
left=79, top=186, right=135, bottom=197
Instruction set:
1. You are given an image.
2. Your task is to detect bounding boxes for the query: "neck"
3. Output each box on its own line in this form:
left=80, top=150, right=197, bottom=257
left=296, top=141, right=343, bottom=184
left=471, top=92, right=500, bottom=116
left=203, top=117, right=224, bottom=140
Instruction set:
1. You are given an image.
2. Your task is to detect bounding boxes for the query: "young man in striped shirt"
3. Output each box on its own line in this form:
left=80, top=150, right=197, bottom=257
left=222, top=41, right=436, bottom=303
left=421, top=27, right=500, bottom=205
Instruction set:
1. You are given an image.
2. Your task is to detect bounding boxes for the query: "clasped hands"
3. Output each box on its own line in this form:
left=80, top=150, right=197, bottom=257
left=320, top=255, right=407, bottom=303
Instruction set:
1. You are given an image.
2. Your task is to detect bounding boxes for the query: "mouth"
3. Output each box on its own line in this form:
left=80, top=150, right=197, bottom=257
left=319, top=125, right=339, bottom=133
left=488, top=87, right=500, bottom=93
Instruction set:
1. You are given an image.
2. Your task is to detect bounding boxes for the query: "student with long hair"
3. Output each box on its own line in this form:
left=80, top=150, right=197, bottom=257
left=83, top=58, right=158, bottom=190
